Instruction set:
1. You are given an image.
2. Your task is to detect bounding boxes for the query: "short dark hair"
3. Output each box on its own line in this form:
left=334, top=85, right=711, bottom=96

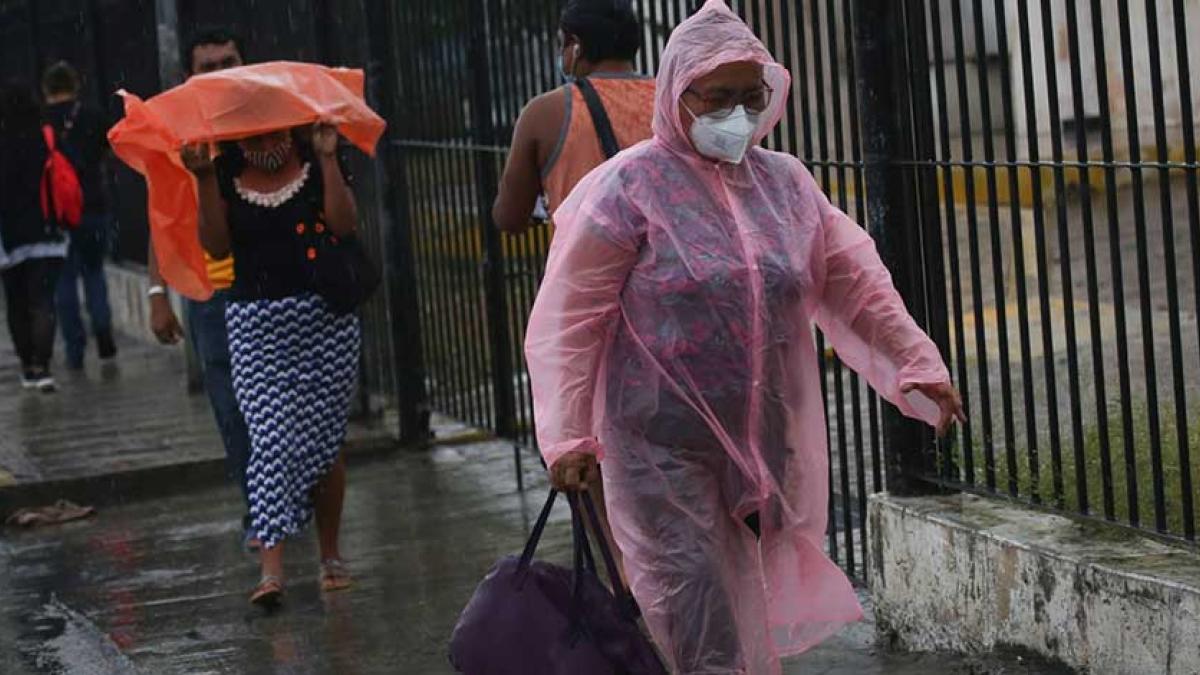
left=41, top=61, right=81, bottom=97
left=560, top=0, right=642, bottom=63
left=182, top=26, right=245, bottom=73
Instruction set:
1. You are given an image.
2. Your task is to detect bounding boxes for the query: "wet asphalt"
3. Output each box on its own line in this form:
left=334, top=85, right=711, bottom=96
left=0, top=438, right=1071, bottom=674
left=0, top=323, right=1069, bottom=673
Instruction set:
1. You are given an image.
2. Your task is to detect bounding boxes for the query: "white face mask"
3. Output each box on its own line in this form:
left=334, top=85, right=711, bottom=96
left=686, top=104, right=761, bottom=164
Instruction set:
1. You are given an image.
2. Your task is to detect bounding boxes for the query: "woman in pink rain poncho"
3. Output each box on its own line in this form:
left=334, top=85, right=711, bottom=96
left=525, top=1, right=964, bottom=672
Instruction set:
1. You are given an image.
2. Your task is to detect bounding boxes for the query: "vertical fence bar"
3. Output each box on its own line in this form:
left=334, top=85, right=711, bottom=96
left=1062, top=0, right=1104, bottom=516
left=1038, top=0, right=1088, bottom=513
left=430, top=4, right=475, bottom=425
left=468, top=0, right=516, bottom=440
left=406, top=1, right=452, bottom=417
left=421, top=2, right=460, bottom=418
left=363, top=0, right=430, bottom=444
left=1142, top=0, right=1184, bottom=535
left=1114, top=0, right=1151, bottom=528
left=904, top=0, right=953, bottom=484
left=1087, top=0, right=1133, bottom=522
left=1170, top=0, right=1198, bottom=541
left=971, top=0, right=1019, bottom=498
left=454, top=2, right=496, bottom=429
left=992, top=0, right=1040, bottom=504
left=822, top=0, right=856, bottom=576
left=841, top=0, right=880, bottom=501
left=852, top=0, right=935, bottom=494
left=451, top=7, right=484, bottom=429
left=927, top=0, right=975, bottom=487
left=950, top=0, right=998, bottom=490
left=1015, top=0, right=1065, bottom=508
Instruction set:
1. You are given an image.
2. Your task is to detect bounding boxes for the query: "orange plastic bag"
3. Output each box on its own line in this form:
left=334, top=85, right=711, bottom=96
left=107, top=61, right=387, bottom=301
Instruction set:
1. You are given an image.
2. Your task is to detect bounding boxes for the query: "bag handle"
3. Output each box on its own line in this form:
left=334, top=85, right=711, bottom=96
left=41, top=124, right=57, bottom=153
left=520, top=488, right=641, bottom=621
left=579, top=491, right=638, bottom=617
left=517, top=489, right=559, bottom=572
left=567, top=491, right=642, bottom=621
left=575, top=78, right=621, bottom=160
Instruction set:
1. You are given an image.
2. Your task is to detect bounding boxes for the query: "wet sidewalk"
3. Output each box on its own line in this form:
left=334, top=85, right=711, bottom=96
left=0, top=328, right=396, bottom=516
left=0, top=321, right=1066, bottom=673
left=0, top=436, right=1068, bottom=674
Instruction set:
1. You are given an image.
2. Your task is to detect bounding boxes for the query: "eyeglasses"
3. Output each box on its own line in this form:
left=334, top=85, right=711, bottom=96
left=683, top=82, right=773, bottom=118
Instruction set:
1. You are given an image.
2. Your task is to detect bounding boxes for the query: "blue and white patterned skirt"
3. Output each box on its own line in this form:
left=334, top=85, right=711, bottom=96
left=226, top=293, right=360, bottom=548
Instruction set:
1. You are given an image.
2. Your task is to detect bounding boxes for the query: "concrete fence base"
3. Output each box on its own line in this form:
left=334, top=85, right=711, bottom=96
left=868, top=493, right=1200, bottom=674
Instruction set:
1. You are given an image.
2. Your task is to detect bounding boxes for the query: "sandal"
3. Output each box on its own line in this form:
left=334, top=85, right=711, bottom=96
left=250, top=575, right=284, bottom=607
left=320, top=559, right=353, bottom=592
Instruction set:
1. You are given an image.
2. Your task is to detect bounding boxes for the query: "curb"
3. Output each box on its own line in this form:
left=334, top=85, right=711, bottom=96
left=0, top=432, right=404, bottom=521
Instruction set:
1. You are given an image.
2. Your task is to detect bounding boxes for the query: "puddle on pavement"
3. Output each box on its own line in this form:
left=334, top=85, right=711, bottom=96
left=16, top=597, right=138, bottom=675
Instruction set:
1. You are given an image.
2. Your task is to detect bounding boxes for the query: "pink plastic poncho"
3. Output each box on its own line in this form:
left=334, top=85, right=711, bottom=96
left=524, top=1, right=951, bottom=672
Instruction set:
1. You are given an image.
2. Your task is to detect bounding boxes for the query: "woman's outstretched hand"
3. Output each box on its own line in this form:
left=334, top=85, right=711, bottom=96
left=549, top=451, right=599, bottom=492
left=902, top=381, right=966, bottom=437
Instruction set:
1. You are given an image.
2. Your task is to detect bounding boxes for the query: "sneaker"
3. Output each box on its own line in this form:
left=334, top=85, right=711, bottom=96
left=26, top=369, right=56, bottom=394
left=97, top=333, right=117, bottom=361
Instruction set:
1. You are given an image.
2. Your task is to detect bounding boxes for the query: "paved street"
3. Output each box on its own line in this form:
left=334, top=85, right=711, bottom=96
left=0, top=442, right=1071, bottom=674
left=0, top=323, right=1070, bottom=674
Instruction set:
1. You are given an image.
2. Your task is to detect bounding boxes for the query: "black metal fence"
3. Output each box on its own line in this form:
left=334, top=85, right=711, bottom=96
left=366, top=0, right=1200, bottom=581
left=898, top=0, right=1200, bottom=547
left=6, top=0, right=1196, bottom=575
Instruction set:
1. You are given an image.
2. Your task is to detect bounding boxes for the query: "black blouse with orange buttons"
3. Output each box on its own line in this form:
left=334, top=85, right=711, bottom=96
left=216, top=150, right=352, bottom=302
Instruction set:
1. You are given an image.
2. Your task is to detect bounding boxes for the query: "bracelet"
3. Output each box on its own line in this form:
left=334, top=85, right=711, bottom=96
left=147, top=285, right=167, bottom=298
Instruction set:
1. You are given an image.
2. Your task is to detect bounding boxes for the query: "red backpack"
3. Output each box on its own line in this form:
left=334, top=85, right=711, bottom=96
left=39, top=124, right=83, bottom=229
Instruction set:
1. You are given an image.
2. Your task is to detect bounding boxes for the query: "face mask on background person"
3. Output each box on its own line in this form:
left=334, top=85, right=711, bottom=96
left=558, top=43, right=581, bottom=84
left=684, top=103, right=760, bottom=164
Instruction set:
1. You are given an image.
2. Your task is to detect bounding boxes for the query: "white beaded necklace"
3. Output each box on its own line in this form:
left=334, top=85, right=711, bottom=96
left=234, top=162, right=311, bottom=209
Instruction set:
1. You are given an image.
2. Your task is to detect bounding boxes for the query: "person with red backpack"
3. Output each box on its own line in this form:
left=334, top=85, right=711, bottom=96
left=43, top=61, right=117, bottom=371
left=0, top=81, right=69, bottom=392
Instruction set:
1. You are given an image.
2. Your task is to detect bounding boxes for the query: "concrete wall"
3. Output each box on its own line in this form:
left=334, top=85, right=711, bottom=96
left=869, top=493, right=1200, bottom=674
left=1004, top=0, right=1199, bottom=160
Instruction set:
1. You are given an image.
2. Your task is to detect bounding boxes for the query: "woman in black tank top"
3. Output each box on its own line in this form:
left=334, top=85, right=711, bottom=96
left=182, top=123, right=360, bottom=607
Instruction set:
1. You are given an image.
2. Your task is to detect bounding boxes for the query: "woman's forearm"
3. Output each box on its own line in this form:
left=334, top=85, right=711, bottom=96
left=320, top=155, right=358, bottom=237
left=196, top=173, right=231, bottom=258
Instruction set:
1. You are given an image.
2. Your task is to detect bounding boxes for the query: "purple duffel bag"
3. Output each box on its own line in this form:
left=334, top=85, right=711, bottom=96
left=448, top=490, right=667, bottom=675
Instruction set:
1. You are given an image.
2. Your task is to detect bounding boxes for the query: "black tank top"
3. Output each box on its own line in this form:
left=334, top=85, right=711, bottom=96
left=217, top=152, right=349, bottom=301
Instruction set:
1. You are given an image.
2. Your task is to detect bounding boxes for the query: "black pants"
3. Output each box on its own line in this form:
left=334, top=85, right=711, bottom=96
left=2, top=258, right=64, bottom=372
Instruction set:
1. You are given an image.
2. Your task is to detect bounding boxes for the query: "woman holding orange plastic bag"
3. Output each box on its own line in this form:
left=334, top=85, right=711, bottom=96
left=109, top=62, right=384, bottom=606
left=524, top=2, right=964, bottom=672
left=181, top=121, right=360, bottom=606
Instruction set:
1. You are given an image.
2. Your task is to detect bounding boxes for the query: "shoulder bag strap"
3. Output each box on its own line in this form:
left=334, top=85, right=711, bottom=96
left=574, top=77, right=621, bottom=160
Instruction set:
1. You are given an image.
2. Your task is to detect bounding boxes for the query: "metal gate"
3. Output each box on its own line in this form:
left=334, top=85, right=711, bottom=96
left=364, top=0, right=1200, bottom=582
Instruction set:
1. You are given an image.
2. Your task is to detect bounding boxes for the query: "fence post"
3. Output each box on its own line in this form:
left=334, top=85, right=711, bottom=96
left=467, top=0, right=517, bottom=440
left=363, top=0, right=431, bottom=445
left=150, top=0, right=206, bottom=393
left=852, top=0, right=945, bottom=495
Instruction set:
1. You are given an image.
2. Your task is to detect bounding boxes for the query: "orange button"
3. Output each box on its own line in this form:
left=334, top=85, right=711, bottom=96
left=296, top=223, right=306, bottom=235
left=306, top=247, right=317, bottom=260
